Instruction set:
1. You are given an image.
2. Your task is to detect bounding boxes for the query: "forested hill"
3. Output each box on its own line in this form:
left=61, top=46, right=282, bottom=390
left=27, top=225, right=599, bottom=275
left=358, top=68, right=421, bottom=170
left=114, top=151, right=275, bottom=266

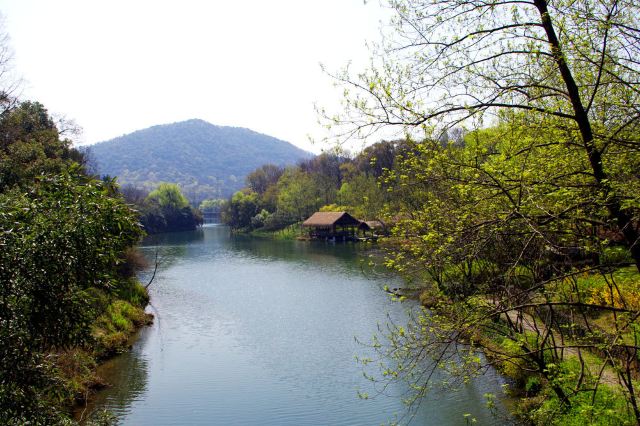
left=89, top=119, right=313, bottom=202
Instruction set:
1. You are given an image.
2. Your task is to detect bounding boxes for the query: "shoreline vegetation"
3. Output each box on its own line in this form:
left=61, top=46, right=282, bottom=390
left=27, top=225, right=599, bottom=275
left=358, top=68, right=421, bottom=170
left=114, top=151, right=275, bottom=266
left=61, top=279, right=153, bottom=424
left=0, top=100, right=155, bottom=424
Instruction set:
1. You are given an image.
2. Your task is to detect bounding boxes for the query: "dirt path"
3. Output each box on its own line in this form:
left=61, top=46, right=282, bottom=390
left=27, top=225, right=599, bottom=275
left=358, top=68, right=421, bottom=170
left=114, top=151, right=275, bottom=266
left=501, top=309, right=619, bottom=386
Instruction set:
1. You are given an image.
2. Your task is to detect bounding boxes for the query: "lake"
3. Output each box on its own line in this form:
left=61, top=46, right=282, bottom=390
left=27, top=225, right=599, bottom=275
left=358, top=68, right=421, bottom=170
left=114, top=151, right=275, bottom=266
left=80, top=225, right=513, bottom=425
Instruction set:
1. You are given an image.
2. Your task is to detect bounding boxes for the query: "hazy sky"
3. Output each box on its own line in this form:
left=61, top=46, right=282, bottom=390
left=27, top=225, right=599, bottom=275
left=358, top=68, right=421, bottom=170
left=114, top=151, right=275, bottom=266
left=0, top=0, right=391, bottom=153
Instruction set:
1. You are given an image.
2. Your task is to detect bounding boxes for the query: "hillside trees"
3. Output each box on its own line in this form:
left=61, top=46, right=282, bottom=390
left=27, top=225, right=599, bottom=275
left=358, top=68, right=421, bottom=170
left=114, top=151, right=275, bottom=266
left=88, top=119, right=312, bottom=202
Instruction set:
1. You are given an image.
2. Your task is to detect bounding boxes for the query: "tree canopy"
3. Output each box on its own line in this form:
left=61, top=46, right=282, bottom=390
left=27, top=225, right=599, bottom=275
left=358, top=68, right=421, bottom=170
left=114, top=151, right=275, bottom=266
left=328, top=0, right=640, bottom=269
left=147, top=182, right=190, bottom=210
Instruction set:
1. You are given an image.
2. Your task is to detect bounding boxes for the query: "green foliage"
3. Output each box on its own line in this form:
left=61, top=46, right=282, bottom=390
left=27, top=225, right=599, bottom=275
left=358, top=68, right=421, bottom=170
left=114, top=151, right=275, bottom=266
left=365, top=113, right=640, bottom=419
left=0, top=170, right=144, bottom=422
left=147, top=182, right=189, bottom=210
left=0, top=99, right=146, bottom=422
left=276, top=167, right=322, bottom=222
left=319, top=203, right=350, bottom=212
left=199, top=198, right=225, bottom=211
left=0, top=101, right=86, bottom=192
left=529, top=380, right=636, bottom=425
left=93, top=299, right=151, bottom=357
left=49, top=349, right=100, bottom=409
left=601, top=246, right=634, bottom=267
left=0, top=171, right=143, bottom=345
left=0, top=48, right=147, bottom=420
left=221, top=141, right=404, bottom=233
left=124, top=182, right=202, bottom=234
left=525, top=376, right=542, bottom=396
left=336, top=173, right=384, bottom=219
left=222, top=189, right=261, bottom=230
left=113, top=277, right=150, bottom=308
left=250, top=209, right=271, bottom=229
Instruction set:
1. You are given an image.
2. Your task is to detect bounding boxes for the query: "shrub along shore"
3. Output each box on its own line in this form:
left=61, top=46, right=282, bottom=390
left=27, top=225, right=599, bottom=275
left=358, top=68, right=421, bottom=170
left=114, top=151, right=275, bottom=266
left=0, top=101, right=154, bottom=424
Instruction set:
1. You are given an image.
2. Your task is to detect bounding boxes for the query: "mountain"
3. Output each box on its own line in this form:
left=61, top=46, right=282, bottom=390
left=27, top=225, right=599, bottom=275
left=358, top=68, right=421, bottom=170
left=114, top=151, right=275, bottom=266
left=88, top=119, right=313, bottom=203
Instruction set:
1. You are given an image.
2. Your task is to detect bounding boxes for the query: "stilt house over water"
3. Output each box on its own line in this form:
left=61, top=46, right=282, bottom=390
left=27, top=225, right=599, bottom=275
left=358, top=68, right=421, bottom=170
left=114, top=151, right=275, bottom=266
left=302, top=211, right=361, bottom=241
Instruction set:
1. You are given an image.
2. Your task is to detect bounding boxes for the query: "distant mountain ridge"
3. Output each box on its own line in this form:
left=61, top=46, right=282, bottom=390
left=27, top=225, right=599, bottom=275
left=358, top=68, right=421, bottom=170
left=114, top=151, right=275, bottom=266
left=89, top=119, right=313, bottom=203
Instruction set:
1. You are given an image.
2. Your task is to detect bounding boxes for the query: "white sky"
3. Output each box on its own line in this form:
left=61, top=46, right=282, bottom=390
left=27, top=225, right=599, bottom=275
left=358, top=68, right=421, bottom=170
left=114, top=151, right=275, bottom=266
left=0, top=0, right=391, bottom=153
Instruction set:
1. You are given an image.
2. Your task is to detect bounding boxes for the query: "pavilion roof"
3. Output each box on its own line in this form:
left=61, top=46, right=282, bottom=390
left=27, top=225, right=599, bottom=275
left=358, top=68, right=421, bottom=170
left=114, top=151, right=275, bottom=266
left=302, top=211, right=361, bottom=227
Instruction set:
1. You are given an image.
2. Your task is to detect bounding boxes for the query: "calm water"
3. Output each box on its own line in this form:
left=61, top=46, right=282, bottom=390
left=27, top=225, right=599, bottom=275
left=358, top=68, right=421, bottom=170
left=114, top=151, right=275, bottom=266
left=81, top=225, right=513, bottom=425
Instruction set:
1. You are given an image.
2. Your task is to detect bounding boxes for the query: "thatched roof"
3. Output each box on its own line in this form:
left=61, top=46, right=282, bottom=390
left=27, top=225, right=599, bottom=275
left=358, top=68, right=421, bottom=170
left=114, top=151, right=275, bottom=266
left=364, top=220, right=385, bottom=229
left=302, top=211, right=361, bottom=227
left=358, top=220, right=386, bottom=231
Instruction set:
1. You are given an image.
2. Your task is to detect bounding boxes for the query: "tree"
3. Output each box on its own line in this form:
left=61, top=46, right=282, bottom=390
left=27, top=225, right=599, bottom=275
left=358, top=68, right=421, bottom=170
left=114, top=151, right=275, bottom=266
left=246, top=164, right=284, bottom=195
left=222, top=189, right=261, bottom=230
left=299, top=153, right=345, bottom=205
left=276, top=168, right=321, bottom=222
left=328, top=0, right=640, bottom=270
left=353, top=140, right=400, bottom=179
left=0, top=25, right=146, bottom=422
left=121, top=184, right=149, bottom=206
left=327, top=0, right=640, bottom=422
left=336, top=172, right=384, bottom=219
left=142, top=183, right=201, bottom=233
left=0, top=101, right=86, bottom=191
left=364, top=119, right=640, bottom=423
left=146, top=182, right=189, bottom=210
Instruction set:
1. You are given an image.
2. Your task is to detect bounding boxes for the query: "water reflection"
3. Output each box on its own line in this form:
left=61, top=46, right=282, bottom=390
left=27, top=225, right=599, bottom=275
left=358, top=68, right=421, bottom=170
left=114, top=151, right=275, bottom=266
left=143, top=227, right=205, bottom=246
left=76, top=332, right=150, bottom=423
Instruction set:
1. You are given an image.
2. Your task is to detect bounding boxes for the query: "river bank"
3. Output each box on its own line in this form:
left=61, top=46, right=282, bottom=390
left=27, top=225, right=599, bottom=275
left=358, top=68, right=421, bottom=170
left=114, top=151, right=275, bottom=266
left=400, top=263, right=640, bottom=425
left=56, top=278, right=153, bottom=424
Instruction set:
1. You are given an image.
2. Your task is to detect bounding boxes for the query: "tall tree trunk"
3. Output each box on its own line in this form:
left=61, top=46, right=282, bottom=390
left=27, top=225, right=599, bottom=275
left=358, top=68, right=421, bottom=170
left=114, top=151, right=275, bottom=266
left=533, top=0, right=640, bottom=272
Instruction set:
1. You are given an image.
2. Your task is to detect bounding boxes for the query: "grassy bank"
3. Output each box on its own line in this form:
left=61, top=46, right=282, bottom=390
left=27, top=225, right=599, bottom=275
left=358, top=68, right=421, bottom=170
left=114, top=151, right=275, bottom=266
left=49, top=278, right=152, bottom=422
left=248, top=223, right=306, bottom=240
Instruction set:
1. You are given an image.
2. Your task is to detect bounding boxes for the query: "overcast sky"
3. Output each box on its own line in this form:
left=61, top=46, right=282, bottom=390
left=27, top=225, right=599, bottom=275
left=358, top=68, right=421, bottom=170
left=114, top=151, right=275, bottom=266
left=0, top=0, right=391, bottom=153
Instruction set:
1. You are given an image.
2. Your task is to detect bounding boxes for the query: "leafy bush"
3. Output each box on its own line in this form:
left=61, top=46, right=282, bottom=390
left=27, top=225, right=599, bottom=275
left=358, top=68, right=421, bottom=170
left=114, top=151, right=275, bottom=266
left=0, top=171, right=143, bottom=422
left=530, top=384, right=636, bottom=426
left=601, top=246, right=634, bottom=266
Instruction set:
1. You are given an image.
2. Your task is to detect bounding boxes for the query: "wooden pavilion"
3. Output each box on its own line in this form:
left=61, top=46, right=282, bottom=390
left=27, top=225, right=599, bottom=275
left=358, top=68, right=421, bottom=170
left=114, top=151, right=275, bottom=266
left=302, top=211, right=361, bottom=241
